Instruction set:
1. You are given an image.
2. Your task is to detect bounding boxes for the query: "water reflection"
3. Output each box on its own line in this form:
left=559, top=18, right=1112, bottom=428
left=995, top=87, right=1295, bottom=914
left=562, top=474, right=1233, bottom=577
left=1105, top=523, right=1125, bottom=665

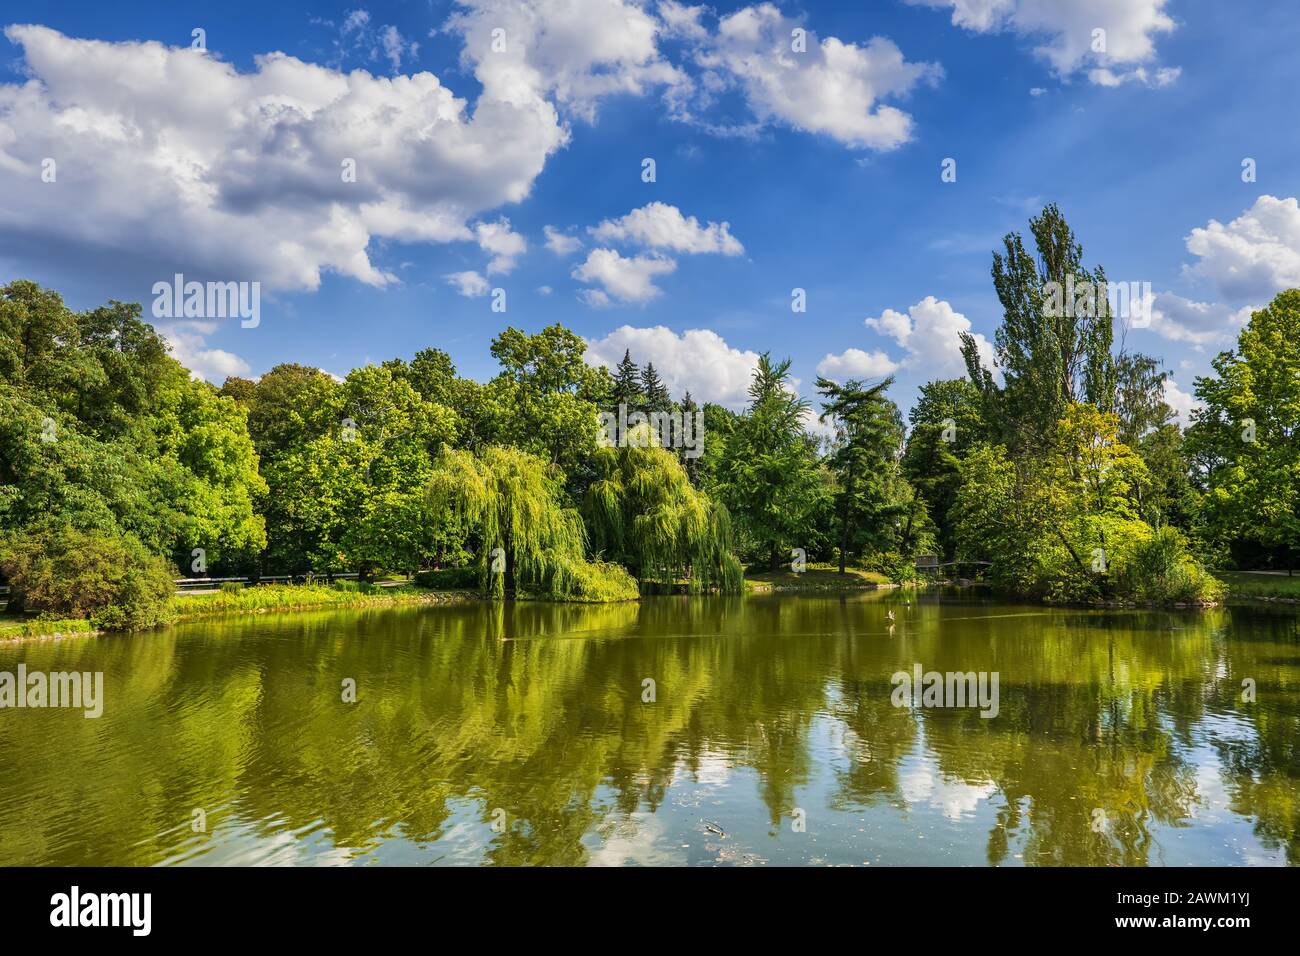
left=0, top=593, right=1297, bottom=866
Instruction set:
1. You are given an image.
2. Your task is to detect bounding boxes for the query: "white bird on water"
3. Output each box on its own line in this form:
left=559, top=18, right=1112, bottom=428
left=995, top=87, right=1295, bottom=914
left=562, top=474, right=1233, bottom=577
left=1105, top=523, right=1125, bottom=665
left=887, top=610, right=895, bottom=622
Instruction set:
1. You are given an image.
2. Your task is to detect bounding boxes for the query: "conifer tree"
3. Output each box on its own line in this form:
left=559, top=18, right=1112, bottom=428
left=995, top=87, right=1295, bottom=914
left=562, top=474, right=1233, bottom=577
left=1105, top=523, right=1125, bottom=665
left=612, top=350, right=643, bottom=407
left=642, top=362, right=671, bottom=413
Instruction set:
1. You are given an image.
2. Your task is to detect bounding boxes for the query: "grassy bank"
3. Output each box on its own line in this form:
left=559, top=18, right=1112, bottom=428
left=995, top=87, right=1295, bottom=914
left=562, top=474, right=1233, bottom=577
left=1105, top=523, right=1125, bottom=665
left=172, top=581, right=476, bottom=619
left=746, top=565, right=897, bottom=592
left=10, top=568, right=1281, bottom=643
left=0, top=615, right=98, bottom=641
left=1218, top=571, right=1300, bottom=602
left=1, top=581, right=477, bottom=641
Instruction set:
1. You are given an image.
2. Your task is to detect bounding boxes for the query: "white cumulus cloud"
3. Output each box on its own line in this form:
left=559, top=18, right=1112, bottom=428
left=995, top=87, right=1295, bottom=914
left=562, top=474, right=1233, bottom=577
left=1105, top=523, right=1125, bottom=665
left=1148, top=291, right=1254, bottom=348
left=658, top=1, right=710, bottom=41
left=584, top=324, right=761, bottom=407
left=474, top=218, right=526, bottom=274
left=571, top=248, right=677, bottom=304
left=0, top=23, right=569, bottom=296
left=590, top=201, right=743, bottom=255
left=1162, top=376, right=1201, bottom=428
left=690, top=3, right=943, bottom=149
left=445, top=270, right=490, bottom=297
left=815, top=348, right=900, bottom=381
left=543, top=224, right=583, bottom=255
left=1183, top=195, right=1300, bottom=303
left=909, top=0, right=1177, bottom=87
left=445, top=0, right=689, bottom=123
left=162, top=322, right=252, bottom=383
left=863, top=295, right=993, bottom=377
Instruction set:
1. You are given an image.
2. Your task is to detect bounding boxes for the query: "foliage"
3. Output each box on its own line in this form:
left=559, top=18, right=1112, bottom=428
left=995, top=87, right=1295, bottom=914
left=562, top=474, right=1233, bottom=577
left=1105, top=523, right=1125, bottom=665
left=611, top=349, right=643, bottom=408
left=817, top=375, right=929, bottom=573
left=171, top=581, right=464, bottom=617
left=1114, top=353, right=1173, bottom=446
left=685, top=400, right=736, bottom=491
left=584, top=424, right=743, bottom=593
left=250, top=363, right=457, bottom=576
left=1117, top=526, right=1224, bottom=604
left=414, top=566, right=480, bottom=589
left=0, top=525, right=176, bottom=630
left=479, top=325, right=613, bottom=480
left=0, top=266, right=1281, bottom=619
left=718, top=354, right=829, bottom=570
left=1186, top=290, right=1300, bottom=570
left=641, top=362, right=671, bottom=413
left=960, top=203, right=1116, bottom=451
left=0, top=281, right=265, bottom=574
left=951, top=405, right=1218, bottom=603
left=901, top=378, right=987, bottom=558
left=940, top=206, right=1227, bottom=604
left=426, top=445, right=638, bottom=602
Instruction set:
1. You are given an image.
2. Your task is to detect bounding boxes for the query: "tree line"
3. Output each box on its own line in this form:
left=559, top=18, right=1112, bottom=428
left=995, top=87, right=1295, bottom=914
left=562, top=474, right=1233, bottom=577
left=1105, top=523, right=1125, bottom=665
left=1, top=205, right=1296, bottom=627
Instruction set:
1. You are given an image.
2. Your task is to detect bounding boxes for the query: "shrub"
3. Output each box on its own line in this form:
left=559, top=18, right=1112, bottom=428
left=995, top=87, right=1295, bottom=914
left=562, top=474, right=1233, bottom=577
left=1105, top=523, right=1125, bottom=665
left=220, top=581, right=245, bottom=594
left=533, top=556, right=639, bottom=603
left=1037, top=520, right=1222, bottom=605
left=414, top=566, right=479, bottom=589
left=330, top=580, right=382, bottom=594
left=864, top=551, right=921, bottom=585
left=1120, top=526, right=1224, bottom=604
left=0, top=525, right=176, bottom=630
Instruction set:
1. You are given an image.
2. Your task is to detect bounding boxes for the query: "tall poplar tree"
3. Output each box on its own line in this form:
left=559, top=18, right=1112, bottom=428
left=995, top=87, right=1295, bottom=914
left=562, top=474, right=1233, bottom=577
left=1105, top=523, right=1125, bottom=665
left=961, top=203, right=1117, bottom=451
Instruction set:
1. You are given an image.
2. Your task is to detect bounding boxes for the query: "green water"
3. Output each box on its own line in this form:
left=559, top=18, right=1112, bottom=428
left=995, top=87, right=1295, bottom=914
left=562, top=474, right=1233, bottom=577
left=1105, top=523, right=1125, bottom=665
left=1, top=591, right=1298, bottom=866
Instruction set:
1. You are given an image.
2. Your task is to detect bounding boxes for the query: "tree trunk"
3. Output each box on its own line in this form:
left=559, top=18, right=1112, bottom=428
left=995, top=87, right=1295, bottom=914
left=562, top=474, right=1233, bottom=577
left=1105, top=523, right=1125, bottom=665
left=505, top=534, right=516, bottom=595
left=839, top=464, right=856, bottom=575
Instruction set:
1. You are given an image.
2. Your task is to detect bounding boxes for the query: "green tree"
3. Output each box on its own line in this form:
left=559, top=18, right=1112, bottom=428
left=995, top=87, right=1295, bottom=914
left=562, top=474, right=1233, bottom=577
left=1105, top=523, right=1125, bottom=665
left=0, top=524, right=176, bottom=630
left=961, top=203, right=1117, bottom=451
left=426, top=445, right=637, bottom=601
left=218, top=376, right=257, bottom=408
left=1111, top=353, right=1200, bottom=531
left=611, top=349, right=643, bottom=408
left=676, top=390, right=701, bottom=483
left=688, top=400, right=736, bottom=493
left=584, top=425, right=742, bottom=593
left=641, top=362, right=671, bottom=413
left=719, top=354, right=826, bottom=570
left=390, top=347, right=458, bottom=407
left=483, top=325, right=612, bottom=480
left=258, top=364, right=456, bottom=576
left=1114, top=353, right=1172, bottom=446
left=246, top=363, right=338, bottom=462
left=0, top=281, right=265, bottom=575
left=901, top=378, right=987, bottom=559
left=1134, top=423, right=1200, bottom=533
left=1186, top=290, right=1300, bottom=570
left=816, top=375, right=905, bottom=573
left=952, top=405, right=1215, bottom=603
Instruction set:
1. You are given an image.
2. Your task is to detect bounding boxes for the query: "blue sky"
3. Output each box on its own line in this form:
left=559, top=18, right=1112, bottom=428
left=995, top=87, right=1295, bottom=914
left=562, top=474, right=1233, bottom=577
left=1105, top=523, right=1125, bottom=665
left=2, top=0, right=1298, bottom=423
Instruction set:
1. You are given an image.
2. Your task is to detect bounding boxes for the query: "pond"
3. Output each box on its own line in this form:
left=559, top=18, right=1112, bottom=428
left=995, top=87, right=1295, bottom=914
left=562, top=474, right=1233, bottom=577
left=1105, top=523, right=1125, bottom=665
left=1, top=590, right=1297, bottom=866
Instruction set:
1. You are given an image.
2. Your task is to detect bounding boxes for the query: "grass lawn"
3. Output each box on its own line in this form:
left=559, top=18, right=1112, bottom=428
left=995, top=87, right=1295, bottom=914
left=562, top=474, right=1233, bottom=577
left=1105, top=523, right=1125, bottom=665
left=172, top=581, right=474, bottom=618
left=1218, top=570, right=1300, bottom=600
left=1, top=581, right=478, bottom=641
left=746, top=564, right=895, bottom=591
left=0, top=614, right=97, bottom=640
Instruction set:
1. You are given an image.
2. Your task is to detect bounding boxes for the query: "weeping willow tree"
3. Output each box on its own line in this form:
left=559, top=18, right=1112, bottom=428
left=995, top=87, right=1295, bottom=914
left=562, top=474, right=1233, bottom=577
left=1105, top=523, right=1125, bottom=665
left=426, top=445, right=638, bottom=602
left=584, top=425, right=743, bottom=593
